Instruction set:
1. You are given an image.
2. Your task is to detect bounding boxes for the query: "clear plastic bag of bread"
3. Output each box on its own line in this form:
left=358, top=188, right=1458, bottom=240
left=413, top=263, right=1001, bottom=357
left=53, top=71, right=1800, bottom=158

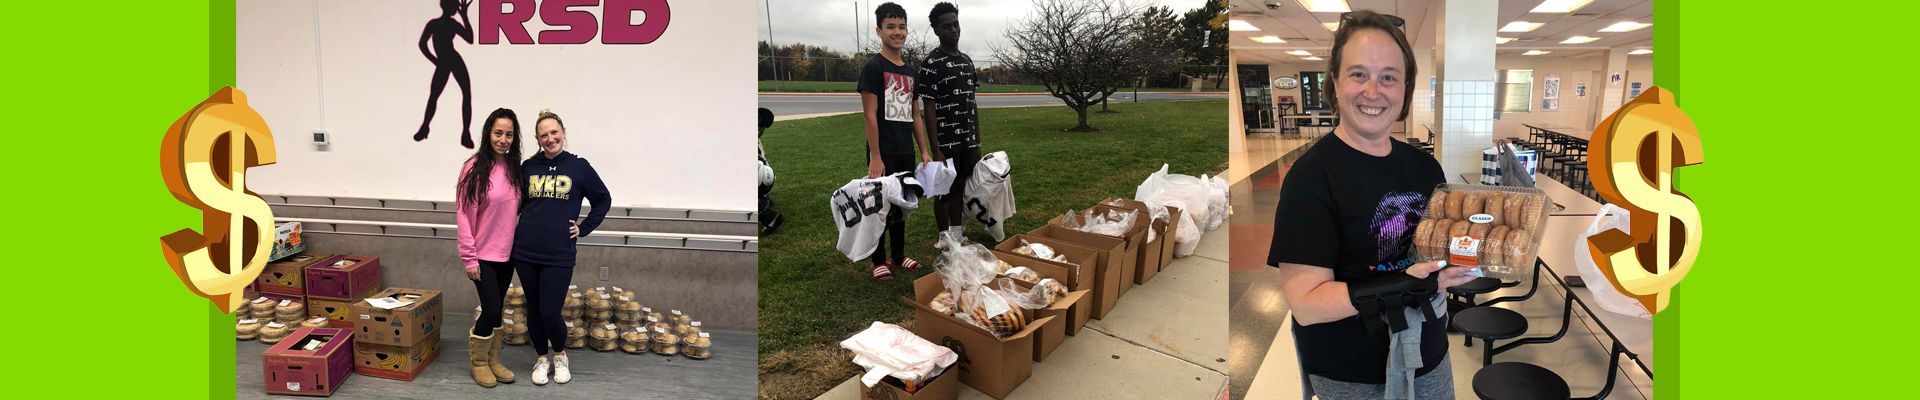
left=1061, top=208, right=1137, bottom=237
left=933, top=239, right=1029, bottom=337
left=1009, top=238, right=1069, bottom=263
left=1410, top=183, right=1550, bottom=280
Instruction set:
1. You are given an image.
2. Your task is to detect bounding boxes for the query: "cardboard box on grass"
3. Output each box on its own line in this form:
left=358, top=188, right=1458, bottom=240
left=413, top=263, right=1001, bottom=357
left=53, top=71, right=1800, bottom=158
left=1026, top=224, right=1126, bottom=319
left=992, top=253, right=1090, bottom=360
left=263, top=327, right=353, bottom=397
left=907, top=273, right=1055, bottom=399
left=270, top=222, right=307, bottom=262
left=352, top=333, right=441, bottom=381
left=258, top=252, right=333, bottom=295
left=308, top=285, right=385, bottom=328
left=305, top=255, right=382, bottom=300
left=349, top=288, right=443, bottom=346
left=861, top=366, right=959, bottom=400
left=1099, top=198, right=1165, bottom=284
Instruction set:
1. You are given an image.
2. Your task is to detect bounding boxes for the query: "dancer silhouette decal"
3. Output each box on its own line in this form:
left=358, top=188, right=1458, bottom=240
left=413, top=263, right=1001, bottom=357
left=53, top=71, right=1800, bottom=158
left=415, top=0, right=476, bottom=149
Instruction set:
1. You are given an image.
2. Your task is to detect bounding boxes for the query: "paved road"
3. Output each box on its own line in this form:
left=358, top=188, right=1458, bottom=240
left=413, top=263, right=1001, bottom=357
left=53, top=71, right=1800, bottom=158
left=760, top=92, right=1226, bottom=117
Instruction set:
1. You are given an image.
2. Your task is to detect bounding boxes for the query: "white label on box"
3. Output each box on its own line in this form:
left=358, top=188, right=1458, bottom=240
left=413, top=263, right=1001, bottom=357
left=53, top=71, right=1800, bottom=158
left=303, top=340, right=322, bottom=351
left=287, top=382, right=299, bottom=391
left=360, top=314, right=370, bottom=320
left=278, top=300, right=291, bottom=307
left=240, top=319, right=258, bottom=324
left=267, top=321, right=285, bottom=328
left=366, top=298, right=413, bottom=309
left=671, top=310, right=682, bottom=315
left=505, top=309, right=515, bottom=314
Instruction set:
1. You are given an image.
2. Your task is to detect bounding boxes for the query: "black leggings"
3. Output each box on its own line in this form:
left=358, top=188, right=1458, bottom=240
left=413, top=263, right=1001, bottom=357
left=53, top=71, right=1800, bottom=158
left=514, top=259, right=574, bottom=356
left=469, top=259, right=515, bottom=336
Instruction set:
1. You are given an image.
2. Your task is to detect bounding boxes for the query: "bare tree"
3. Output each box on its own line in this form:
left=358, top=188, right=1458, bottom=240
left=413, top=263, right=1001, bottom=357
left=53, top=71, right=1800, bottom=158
left=995, top=0, right=1163, bottom=131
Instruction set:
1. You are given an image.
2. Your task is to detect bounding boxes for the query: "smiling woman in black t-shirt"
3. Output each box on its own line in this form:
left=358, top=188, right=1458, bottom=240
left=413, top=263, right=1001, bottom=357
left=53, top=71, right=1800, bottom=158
left=1266, top=11, right=1481, bottom=400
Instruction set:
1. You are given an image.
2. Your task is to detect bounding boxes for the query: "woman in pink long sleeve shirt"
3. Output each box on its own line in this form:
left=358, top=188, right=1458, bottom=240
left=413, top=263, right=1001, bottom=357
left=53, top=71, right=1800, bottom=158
left=456, top=108, right=524, bottom=388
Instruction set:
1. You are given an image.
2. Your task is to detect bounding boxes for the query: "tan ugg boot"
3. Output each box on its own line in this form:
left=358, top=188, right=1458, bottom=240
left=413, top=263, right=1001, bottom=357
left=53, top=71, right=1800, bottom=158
left=488, top=332, right=516, bottom=383
left=469, top=329, right=498, bottom=388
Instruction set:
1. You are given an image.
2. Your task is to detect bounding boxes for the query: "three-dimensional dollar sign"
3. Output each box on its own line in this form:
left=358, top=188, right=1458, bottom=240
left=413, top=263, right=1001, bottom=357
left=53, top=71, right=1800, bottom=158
left=159, top=86, right=278, bottom=314
left=1587, top=86, right=1703, bottom=314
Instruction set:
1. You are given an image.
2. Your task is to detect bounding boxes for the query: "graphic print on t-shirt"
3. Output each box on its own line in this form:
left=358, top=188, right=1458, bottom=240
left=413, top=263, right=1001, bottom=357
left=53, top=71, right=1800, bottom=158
left=884, top=72, right=914, bottom=123
left=528, top=175, right=573, bottom=200
left=1369, top=191, right=1426, bottom=263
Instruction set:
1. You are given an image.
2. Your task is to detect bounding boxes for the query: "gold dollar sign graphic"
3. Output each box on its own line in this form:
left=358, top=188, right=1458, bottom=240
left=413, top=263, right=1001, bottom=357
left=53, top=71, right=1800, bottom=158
left=1587, top=86, right=1703, bottom=314
left=159, top=86, right=278, bottom=314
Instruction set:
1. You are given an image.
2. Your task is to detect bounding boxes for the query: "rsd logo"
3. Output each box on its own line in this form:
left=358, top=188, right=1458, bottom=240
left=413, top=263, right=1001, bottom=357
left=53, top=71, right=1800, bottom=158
left=479, top=0, right=672, bottom=44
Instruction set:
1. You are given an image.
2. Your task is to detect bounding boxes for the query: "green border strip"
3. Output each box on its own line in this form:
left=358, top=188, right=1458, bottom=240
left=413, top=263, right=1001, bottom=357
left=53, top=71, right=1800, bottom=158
left=1652, top=0, right=1678, bottom=398
left=209, top=0, right=237, bottom=398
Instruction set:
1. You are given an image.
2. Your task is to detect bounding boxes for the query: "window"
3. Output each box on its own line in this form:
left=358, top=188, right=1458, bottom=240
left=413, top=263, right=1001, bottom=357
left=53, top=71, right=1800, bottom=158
left=1497, top=69, right=1533, bottom=114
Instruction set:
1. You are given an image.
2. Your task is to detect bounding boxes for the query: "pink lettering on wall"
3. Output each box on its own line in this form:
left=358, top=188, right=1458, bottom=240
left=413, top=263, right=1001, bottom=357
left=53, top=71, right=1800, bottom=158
left=602, top=0, right=670, bottom=44
left=479, top=0, right=671, bottom=45
left=479, top=0, right=535, bottom=44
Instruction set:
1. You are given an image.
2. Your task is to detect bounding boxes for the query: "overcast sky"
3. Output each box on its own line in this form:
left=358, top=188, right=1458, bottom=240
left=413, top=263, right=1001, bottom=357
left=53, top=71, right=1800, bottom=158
left=758, top=0, right=1211, bottom=59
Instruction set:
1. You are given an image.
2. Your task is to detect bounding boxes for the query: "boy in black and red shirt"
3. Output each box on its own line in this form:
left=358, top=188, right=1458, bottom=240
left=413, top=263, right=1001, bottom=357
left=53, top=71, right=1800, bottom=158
left=856, top=2, right=933, bottom=282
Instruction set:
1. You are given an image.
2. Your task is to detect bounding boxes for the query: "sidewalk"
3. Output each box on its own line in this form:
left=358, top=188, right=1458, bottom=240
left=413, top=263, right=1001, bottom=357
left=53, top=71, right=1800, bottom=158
left=816, top=227, right=1230, bottom=400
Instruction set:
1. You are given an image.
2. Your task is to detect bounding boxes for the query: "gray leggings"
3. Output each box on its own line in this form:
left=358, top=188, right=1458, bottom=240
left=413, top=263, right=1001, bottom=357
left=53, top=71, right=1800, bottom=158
left=1307, top=355, right=1456, bottom=400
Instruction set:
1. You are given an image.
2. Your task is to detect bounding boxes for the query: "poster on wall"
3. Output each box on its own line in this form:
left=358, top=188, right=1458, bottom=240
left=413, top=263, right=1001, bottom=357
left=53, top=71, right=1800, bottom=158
left=1631, top=82, right=1644, bottom=98
left=1543, top=99, right=1559, bottom=111
left=1576, top=82, right=1587, bottom=99
left=1543, top=74, right=1561, bottom=100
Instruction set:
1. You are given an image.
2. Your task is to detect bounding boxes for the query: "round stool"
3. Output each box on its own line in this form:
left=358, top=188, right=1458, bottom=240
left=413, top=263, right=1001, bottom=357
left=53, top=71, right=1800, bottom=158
left=1452, top=306, right=1528, bottom=365
left=1473, top=362, right=1570, bottom=400
left=1447, top=277, right=1503, bottom=341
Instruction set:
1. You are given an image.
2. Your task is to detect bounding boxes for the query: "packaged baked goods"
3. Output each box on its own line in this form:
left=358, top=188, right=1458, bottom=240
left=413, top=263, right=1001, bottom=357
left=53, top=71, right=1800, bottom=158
left=620, top=329, right=649, bottom=354
left=647, top=316, right=671, bottom=334
left=589, top=295, right=613, bottom=312
left=259, top=321, right=293, bottom=344
left=669, top=309, right=691, bottom=326
left=931, top=234, right=1036, bottom=337
left=644, top=309, right=662, bottom=322
left=1412, top=184, right=1551, bottom=280
left=566, top=321, right=587, bottom=348
left=566, top=284, right=580, bottom=299
left=589, top=309, right=613, bottom=322
left=684, top=321, right=703, bottom=338
left=615, top=299, right=643, bottom=321
left=1034, top=278, right=1069, bottom=305
left=617, top=319, right=644, bottom=333
left=1001, top=266, right=1041, bottom=285
left=236, top=319, right=264, bottom=341
left=589, top=323, right=619, bottom=352
left=506, top=283, right=525, bottom=299
left=299, top=316, right=329, bottom=329
left=249, top=297, right=276, bottom=315
left=583, top=287, right=604, bottom=301
left=930, top=292, right=957, bottom=314
left=683, top=333, right=711, bottom=360
left=650, top=326, right=681, bottom=356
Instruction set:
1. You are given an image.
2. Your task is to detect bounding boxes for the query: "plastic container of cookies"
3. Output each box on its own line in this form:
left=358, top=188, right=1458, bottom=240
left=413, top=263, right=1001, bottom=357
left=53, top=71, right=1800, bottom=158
left=683, top=333, right=711, bottom=360
left=588, top=323, right=620, bottom=352
left=620, top=329, right=649, bottom=354
left=1411, top=183, right=1552, bottom=280
left=651, top=327, right=682, bottom=356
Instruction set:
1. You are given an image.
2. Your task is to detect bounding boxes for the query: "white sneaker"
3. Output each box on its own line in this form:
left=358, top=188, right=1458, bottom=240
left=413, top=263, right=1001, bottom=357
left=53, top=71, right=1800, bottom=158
left=531, top=357, right=551, bottom=385
left=553, top=353, right=572, bottom=384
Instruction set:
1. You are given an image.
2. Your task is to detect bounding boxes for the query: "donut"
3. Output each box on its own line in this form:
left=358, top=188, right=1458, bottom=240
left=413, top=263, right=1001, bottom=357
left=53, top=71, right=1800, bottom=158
left=1467, top=222, right=1491, bottom=241
left=1446, top=191, right=1466, bottom=220
left=1460, top=192, right=1486, bottom=218
left=1483, top=192, right=1507, bottom=226
left=1427, top=191, right=1449, bottom=220
left=1506, top=229, right=1534, bottom=265
left=1485, top=226, right=1511, bottom=266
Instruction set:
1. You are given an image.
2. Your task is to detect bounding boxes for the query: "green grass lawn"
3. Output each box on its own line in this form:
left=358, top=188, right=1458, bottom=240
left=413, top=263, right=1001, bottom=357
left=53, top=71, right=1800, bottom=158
left=758, top=80, right=1226, bottom=93
left=755, top=99, right=1226, bottom=400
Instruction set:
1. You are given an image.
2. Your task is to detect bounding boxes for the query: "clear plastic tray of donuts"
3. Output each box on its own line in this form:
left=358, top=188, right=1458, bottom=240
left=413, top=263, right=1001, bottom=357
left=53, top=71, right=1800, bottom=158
left=1409, top=183, right=1552, bottom=281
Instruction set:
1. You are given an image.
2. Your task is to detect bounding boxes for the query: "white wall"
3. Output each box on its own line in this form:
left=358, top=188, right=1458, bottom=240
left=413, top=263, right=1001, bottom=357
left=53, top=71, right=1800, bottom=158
left=239, top=0, right=754, bottom=211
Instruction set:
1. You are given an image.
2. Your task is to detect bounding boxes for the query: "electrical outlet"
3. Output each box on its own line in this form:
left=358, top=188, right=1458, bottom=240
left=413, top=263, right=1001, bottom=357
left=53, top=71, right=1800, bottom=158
left=312, top=130, right=330, bottom=146
left=600, top=267, right=609, bottom=281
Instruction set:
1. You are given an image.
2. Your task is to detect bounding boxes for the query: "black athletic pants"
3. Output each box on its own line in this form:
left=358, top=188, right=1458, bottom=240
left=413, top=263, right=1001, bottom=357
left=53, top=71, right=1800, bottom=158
left=515, top=259, right=573, bottom=355
left=468, top=259, right=514, bottom=336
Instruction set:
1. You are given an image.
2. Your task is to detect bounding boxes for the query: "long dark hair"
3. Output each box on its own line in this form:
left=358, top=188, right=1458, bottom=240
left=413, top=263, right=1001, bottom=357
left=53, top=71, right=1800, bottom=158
left=459, top=108, right=524, bottom=206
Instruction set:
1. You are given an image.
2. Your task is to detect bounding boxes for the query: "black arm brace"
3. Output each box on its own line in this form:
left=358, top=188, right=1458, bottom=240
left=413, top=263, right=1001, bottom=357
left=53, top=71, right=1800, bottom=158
left=1348, top=273, right=1441, bottom=334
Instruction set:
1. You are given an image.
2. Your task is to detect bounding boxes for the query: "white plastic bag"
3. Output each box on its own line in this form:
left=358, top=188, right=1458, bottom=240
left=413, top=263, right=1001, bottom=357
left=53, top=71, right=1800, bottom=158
left=839, top=322, right=957, bottom=388
left=915, top=160, right=956, bottom=197
left=1203, top=174, right=1229, bottom=231
left=1161, top=174, right=1211, bottom=227
left=1574, top=204, right=1653, bottom=320
left=1172, top=209, right=1203, bottom=257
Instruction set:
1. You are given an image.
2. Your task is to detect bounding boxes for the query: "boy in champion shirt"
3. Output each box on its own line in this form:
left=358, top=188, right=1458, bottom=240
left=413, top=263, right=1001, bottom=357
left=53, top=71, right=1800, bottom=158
left=917, top=2, right=980, bottom=239
left=857, top=2, right=933, bottom=283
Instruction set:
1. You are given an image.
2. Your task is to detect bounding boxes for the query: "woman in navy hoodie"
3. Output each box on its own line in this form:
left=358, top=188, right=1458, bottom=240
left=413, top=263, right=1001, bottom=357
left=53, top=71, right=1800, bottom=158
left=513, top=109, right=611, bottom=386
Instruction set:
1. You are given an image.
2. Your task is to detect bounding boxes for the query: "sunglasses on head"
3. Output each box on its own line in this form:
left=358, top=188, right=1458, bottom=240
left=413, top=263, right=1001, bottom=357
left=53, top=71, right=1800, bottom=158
left=1340, top=12, right=1405, bottom=29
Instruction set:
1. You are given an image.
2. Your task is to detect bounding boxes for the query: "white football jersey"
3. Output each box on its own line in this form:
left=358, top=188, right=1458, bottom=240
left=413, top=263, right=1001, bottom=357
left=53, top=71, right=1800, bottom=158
left=963, top=151, right=1016, bottom=241
left=831, top=172, right=925, bottom=261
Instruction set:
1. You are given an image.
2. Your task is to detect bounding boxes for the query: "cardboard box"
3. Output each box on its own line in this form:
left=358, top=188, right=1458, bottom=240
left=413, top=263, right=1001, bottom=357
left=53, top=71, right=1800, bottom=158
left=908, top=274, right=1054, bottom=399
left=1100, top=198, right=1164, bottom=284
left=258, top=252, right=333, bottom=295
left=1030, top=224, right=1128, bottom=319
left=1049, top=206, right=1143, bottom=296
left=270, top=222, right=307, bottom=262
left=350, top=288, right=444, bottom=346
left=1158, top=205, right=1185, bottom=272
left=1001, top=275, right=1088, bottom=362
left=991, top=234, right=1098, bottom=292
left=308, top=284, right=385, bottom=329
left=861, top=366, right=959, bottom=400
left=352, top=332, right=441, bottom=381
left=305, top=255, right=382, bottom=300
left=262, top=328, right=354, bottom=397
left=993, top=249, right=1095, bottom=337
left=257, top=291, right=303, bottom=308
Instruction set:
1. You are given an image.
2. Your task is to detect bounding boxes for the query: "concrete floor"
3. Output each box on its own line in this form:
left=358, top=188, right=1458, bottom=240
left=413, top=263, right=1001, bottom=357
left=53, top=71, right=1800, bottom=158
left=816, top=227, right=1232, bottom=400
left=1226, top=132, right=1652, bottom=399
left=237, top=313, right=756, bottom=399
